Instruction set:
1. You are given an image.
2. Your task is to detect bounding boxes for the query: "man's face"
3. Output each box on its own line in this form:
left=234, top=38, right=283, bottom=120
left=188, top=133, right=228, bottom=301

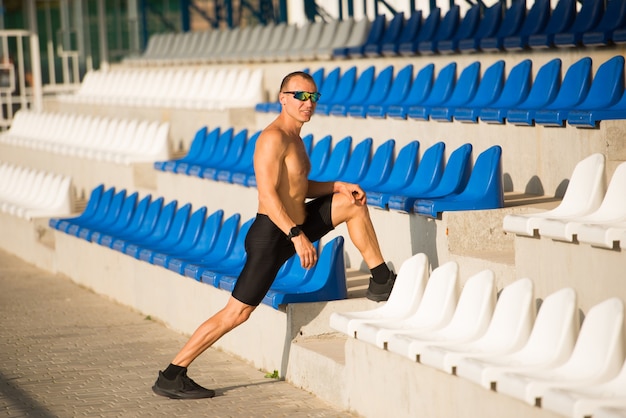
left=281, top=76, right=318, bottom=123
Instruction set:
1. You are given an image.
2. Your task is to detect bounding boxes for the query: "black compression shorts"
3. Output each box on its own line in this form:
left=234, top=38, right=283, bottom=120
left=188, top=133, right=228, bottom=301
left=231, top=194, right=335, bottom=306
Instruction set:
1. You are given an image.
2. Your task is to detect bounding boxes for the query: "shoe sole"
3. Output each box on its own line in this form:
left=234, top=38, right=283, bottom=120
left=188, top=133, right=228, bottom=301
left=366, top=290, right=391, bottom=302
left=152, top=384, right=215, bottom=399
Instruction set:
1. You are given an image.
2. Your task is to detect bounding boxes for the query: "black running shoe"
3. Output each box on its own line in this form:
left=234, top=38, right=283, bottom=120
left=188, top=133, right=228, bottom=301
left=152, top=370, right=216, bottom=399
left=366, top=272, right=396, bottom=302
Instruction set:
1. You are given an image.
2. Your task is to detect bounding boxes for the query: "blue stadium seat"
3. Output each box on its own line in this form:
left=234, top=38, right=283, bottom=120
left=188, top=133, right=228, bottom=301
left=76, top=189, right=129, bottom=241
left=139, top=206, right=207, bottom=264
left=152, top=209, right=224, bottom=268
left=217, top=130, right=260, bottom=183
left=311, top=66, right=342, bottom=112
left=612, top=26, right=626, bottom=44
left=567, top=85, right=626, bottom=127
left=415, top=145, right=503, bottom=218
left=458, top=2, right=503, bottom=52
left=369, top=141, right=445, bottom=210
left=409, top=62, right=468, bottom=121
left=338, top=14, right=385, bottom=58
left=126, top=202, right=191, bottom=259
left=358, top=139, right=396, bottom=192
left=91, top=193, right=151, bottom=245
left=154, top=126, right=207, bottom=172
left=437, top=4, right=481, bottom=54
left=386, top=63, right=434, bottom=119
left=388, top=143, right=472, bottom=213
left=307, top=135, right=333, bottom=180
left=199, top=218, right=254, bottom=286
left=453, top=60, right=508, bottom=123
left=101, top=197, right=164, bottom=248
left=582, top=0, right=626, bottom=46
left=202, top=128, right=247, bottom=180
left=537, top=55, right=624, bottom=126
left=481, top=58, right=559, bottom=124
left=418, top=5, right=460, bottom=54
left=528, top=0, right=576, bottom=48
left=508, top=57, right=591, bottom=126
left=367, top=64, right=414, bottom=118
left=262, top=67, right=327, bottom=113
left=472, top=60, right=528, bottom=123
left=383, top=10, right=422, bottom=56
left=503, top=0, right=551, bottom=50
left=313, top=136, right=352, bottom=182
left=188, top=128, right=234, bottom=177
left=49, top=184, right=105, bottom=231
left=175, top=127, right=220, bottom=175
left=399, top=7, right=440, bottom=56
left=174, top=213, right=240, bottom=276
left=347, top=65, right=395, bottom=118
left=480, top=0, right=528, bottom=52
left=553, top=0, right=604, bottom=47
left=315, top=67, right=357, bottom=115
left=112, top=199, right=176, bottom=254
left=430, top=61, right=481, bottom=122
left=329, top=66, right=376, bottom=116
left=336, top=138, right=373, bottom=184
left=66, top=187, right=116, bottom=236
left=364, top=140, right=420, bottom=203
left=261, top=237, right=347, bottom=309
left=365, top=12, right=405, bottom=57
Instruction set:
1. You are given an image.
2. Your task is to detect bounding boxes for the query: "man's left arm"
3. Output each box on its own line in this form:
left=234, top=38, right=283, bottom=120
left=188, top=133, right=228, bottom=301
left=307, top=180, right=367, bottom=205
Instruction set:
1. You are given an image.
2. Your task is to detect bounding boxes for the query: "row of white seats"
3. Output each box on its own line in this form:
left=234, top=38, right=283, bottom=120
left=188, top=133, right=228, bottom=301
left=0, top=162, right=73, bottom=220
left=123, top=18, right=370, bottom=65
left=0, top=110, right=170, bottom=165
left=59, top=67, right=263, bottom=110
left=504, top=153, right=626, bottom=249
left=330, top=253, right=626, bottom=418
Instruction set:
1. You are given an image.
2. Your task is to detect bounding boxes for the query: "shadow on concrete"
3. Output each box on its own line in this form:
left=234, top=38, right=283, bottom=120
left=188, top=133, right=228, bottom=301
left=0, top=370, right=56, bottom=418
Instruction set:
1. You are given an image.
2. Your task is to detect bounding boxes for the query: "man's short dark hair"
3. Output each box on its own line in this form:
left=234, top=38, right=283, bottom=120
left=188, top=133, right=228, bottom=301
left=279, top=71, right=316, bottom=92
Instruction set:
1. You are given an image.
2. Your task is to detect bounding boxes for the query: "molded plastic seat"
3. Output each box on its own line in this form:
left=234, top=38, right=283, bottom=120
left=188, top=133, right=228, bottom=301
left=537, top=161, right=626, bottom=242
left=65, top=187, right=116, bottom=236
left=330, top=66, right=376, bottom=116
left=415, top=145, right=503, bottom=218
left=187, top=128, right=234, bottom=177
left=577, top=220, right=626, bottom=250
left=535, top=55, right=624, bottom=127
left=437, top=4, right=481, bottom=54
left=221, top=131, right=260, bottom=184
left=428, top=61, right=480, bottom=122
left=503, top=0, right=551, bottom=50
left=417, top=5, right=460, bottom=54
left=554, top=0, right=605, bottom=47
left=480, top=0, right=527, bottom=51
left=315, top=67, right=357, bottom=115
left=387, top=269, right=496, bottom=361
left=366, top=12, right=405, bottom=57
left=357, top=139, right=396, bottom=193
left=583, top=0, right=626, bottom=46
left=111, top=199, right=175, bottom=254
left=568, top=84, right=626, bottom=127
left=99, top=196, right=164, bottom=248
left=369, top=141, right=445, bottom=210
left=420, top=278, right=534, bottom=374
left=382, top=10, right=421, bottom=56
left=347, top=65, right=395, bottom=118
left=336, top=138, right=373, bottom=184
left=458, top=2, right=503, bottom=52
left=307, top=135, right=333, bottom=181
left=388, top=143, right=471, bottom=213
left=294, top=20, right=327, bottom=61
left=313, top=18, right=350, bottom=60
left=594, top=407, right=626, bottom=418
left=262, top=236, right=347, bottom=309
left=329, top=253, right=430, bottom=337
left=496, top=297, right=624, bottom=407
left=398, top=8, right=440, bottom=56
left=277, top=21, right=311, bottom=61
left=332, top=17, right=372, bottom=59
left=386, top=63, right=434, bottom=119
left=455, top=287, right=579, bottom=390
left=363, top=140, right=420, bottom=200
left=503, top=153, right=606, bottom=237
left=202, top=128, right=248, bottom=180
left=75, top=189, right=128, bottom=241
left=484, top=58, right=560, bottom=124
left=154, top=126, right=206, bottom=172
left=453, top=60, right=519, bottom=123
left=354, top=261, right=459, bottom=349
left=313, top=136, right=352, bottom=182
left=508, top=57, right=591, bottom=126
left=542, top=358, right=626, bottom=418
left=341, top=14, right=385, bottom=58
left=407, top=62, right=457, bottom=120
left=528, top=0, right=577, bottom=48
left=366, top=64, right=414, bottom=118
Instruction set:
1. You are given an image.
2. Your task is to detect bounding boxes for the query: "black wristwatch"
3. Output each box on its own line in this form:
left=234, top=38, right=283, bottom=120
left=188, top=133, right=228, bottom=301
left=287, top=226, right=302, bottom=240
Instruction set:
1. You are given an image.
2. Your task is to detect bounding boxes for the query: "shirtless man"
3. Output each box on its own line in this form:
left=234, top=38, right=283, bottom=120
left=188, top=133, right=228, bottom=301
left=152, top=71, right=396, bottom=399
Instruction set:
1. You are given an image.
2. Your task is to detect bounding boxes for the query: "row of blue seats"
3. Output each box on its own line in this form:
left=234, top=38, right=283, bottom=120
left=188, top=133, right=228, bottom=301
left=153, top=127, right=503, bottom=217
left=48, top=186, right=347, bottom=309
left=256, top=55, right=626, bottom=127
left=344, top=0, right=626, bottom=58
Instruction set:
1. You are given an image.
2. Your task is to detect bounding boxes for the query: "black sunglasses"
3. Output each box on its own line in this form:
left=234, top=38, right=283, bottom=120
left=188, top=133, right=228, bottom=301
left=282, top=91, right=321, bottom=103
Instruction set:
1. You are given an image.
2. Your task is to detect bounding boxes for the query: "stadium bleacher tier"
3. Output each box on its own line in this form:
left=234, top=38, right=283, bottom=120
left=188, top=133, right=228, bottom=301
left=2, top=2, right=626, bottom=417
